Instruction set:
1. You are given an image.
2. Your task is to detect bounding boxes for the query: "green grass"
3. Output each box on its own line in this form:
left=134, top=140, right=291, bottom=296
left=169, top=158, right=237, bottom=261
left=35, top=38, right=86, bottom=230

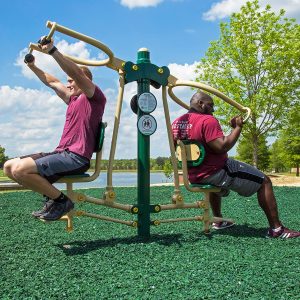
left=0, top=186, right=299, bottom=299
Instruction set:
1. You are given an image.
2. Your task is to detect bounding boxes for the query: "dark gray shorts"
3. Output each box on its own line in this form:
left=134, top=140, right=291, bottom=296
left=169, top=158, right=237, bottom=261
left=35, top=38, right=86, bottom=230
left=21, top=150, right=90, bottom=184
left=200, top=158, right=265, bottom=197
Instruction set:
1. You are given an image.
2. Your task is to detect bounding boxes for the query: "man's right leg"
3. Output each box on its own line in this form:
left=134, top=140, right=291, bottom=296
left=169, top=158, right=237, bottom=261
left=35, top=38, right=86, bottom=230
left=257, top=175, right=281, bottom=229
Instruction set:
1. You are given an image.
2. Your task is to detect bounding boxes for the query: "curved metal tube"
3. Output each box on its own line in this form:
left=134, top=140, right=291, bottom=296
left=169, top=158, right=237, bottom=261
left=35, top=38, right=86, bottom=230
left=161, top=86, right=181, bottom=193
left=106, top=71, right=125, bottom=188
left=29, top=20, right=114, bottom=67
left=168, top=78, right=251, bottom=122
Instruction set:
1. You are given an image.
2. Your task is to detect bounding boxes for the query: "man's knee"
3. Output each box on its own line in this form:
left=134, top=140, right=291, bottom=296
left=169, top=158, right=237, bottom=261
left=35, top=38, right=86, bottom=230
left=260, top=175, right=272, bottom=190
left=12, top=159, right=36, bottom=180
left=263, top=175, right=272, bottom=185
left=3, top=159, right=16, bottom=177
left=3, top=160, right=9, bottom=176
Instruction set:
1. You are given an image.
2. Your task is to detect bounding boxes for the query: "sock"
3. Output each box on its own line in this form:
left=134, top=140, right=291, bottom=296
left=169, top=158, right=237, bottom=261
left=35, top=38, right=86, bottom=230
left=273, top=226, right=282, bottom=233
left=43, top=194, right=51, bottom=201
left=53, top=192, right=68, bottom=203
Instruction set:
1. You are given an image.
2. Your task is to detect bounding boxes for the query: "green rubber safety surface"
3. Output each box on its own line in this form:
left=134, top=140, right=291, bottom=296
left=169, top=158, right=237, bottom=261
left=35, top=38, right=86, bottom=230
left=0, top=186, right=299, bottom=299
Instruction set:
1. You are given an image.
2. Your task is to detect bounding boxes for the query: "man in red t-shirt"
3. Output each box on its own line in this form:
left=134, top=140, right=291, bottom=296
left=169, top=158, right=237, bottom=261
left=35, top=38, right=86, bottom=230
left=172, top=91, right=300, bottom=239
left=4, top=37, right=106, bottom=221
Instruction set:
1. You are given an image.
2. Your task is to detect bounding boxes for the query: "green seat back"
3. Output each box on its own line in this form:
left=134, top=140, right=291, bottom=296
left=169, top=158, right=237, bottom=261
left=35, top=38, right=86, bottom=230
left=94, top=122, right=106, bottom=152
left=176, top=140, right=206, bottom=168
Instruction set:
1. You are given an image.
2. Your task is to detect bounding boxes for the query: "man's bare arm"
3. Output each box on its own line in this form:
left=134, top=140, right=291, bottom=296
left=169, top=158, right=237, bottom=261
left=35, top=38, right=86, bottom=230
left=27, top=60, right=70, bottom=104
left=207, top=116, right=243, bottom=154
left=41, top=39, right=95, bottom=98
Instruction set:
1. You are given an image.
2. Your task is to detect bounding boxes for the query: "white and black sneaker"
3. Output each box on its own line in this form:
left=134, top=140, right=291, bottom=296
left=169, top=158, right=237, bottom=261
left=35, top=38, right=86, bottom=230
left=39, top=198, right=74, bottom=221
left=212, top=221, right=235, bottom=230
left=32, top=197, right=55, bottom=218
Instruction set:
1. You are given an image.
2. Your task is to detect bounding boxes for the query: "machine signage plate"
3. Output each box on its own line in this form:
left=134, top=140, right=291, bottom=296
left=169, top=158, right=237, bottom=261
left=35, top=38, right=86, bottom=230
left=137, top=92, right=157, bottom=113
left=137, top=115, right=157, bottom=136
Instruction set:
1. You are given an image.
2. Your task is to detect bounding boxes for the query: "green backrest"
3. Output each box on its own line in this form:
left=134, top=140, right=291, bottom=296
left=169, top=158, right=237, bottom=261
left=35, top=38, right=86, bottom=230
left=176, top=140, right=206, bottom=168
left=94, top=122, right=106, bottom=152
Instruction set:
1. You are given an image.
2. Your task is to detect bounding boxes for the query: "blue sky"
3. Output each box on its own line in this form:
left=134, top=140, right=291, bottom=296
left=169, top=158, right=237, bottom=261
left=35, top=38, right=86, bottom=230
left=0, top=0, right=299, bottom=159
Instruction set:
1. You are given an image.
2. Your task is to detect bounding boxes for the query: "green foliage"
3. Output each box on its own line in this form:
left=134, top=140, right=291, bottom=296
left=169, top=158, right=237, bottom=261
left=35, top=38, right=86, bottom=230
left=275, top=105, right=300, bottom=175
left=269, top=139, right=289, bottom=173
left=236, top=133, right=270, bottom=171
left=156, top=156, right=167, bottom=168
left=1, top=187, right=300, bottom=299
left=0, top=145, right=8, bottom=168
left=163, top=159, right=173, bottom=180
left=196, top=0, right=300, bottom=166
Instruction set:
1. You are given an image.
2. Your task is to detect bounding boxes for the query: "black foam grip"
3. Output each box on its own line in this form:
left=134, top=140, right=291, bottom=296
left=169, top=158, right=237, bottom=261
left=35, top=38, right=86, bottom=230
left=38, top=38, right=51, bottom=46
left=130, top=95, right=138, bottom=114
left=24, top=53, right=34, bottom=63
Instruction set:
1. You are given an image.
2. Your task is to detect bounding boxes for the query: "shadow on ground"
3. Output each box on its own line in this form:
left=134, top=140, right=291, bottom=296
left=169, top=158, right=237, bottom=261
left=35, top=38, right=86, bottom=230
left=56, top=224, right=266, bottom=255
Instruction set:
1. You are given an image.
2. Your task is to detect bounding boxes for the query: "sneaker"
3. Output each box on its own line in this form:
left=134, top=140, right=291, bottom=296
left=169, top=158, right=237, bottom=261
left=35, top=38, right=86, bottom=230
left=32, top=197, right=55, bottom=218
left=266, top=226, right=300, bottom=239
left=39, top=198, right=74, bottom=221
left=212, top=221, right=235, bottom=230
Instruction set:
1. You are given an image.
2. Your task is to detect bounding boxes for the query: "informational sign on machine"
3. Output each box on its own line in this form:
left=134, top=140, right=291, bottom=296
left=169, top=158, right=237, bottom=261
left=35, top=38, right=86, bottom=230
left=137, top=92, right=157, bottom=113
left=137, top=115, right=157, bottom=136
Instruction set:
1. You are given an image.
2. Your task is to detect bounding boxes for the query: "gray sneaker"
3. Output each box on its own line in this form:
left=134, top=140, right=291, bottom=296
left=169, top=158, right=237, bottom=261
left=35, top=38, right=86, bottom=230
left=39, top=198, right=74, bottom=221
left=212, top=221, right=235, bottom=230
left=32, top=198, right=55, bottom=218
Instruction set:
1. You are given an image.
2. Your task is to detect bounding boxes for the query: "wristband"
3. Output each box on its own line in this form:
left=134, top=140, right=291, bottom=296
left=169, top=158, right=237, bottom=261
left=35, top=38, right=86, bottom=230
left=48, top=46, right=57, bottom=55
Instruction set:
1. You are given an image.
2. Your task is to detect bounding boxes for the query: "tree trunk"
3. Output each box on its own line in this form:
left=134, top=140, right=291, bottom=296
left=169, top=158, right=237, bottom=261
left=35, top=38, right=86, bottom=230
left=252, top=134, right=258, bottom=168
left=296, top=163, right=299, bottom=177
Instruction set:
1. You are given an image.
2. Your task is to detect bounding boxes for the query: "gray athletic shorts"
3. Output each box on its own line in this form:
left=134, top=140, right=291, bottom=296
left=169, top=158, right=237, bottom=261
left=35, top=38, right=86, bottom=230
left=199, top=158, right=265, bottom=197
left=21, top=150, right=90, bottom=184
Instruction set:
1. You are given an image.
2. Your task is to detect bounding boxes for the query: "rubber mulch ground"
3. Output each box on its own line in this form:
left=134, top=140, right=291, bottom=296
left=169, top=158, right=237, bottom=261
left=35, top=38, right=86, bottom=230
left=0, top=186, right=299, bottom=299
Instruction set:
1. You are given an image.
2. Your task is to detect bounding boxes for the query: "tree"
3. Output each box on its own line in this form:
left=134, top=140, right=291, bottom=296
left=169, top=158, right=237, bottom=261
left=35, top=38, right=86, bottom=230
left=196, top=0, right=300, bottom=167
left=163, top=159, right=173, bottom=181
left=156, top=157, right=167, bottom=168
left=278, top=105, right=300, bottom=176
left=0, top=145, right=8, bottom=168
left=269, top=139, right=289, bottom=173
left=236, top=133, right=270, bottom=171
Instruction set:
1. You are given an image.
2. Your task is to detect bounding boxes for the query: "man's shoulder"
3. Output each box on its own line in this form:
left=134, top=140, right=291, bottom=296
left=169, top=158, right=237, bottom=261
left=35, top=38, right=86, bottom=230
left=189, top=113, right=218, bottom=124
left=91, top=85, right=106, bottom=100
left=172, top=113, right=217, bottom=124
left=77, top=85, right=105, bottom=102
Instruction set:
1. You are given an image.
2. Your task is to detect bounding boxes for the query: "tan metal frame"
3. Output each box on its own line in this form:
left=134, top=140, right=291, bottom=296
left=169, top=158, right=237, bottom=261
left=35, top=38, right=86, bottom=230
left=28, top=21, right=247, bottom=233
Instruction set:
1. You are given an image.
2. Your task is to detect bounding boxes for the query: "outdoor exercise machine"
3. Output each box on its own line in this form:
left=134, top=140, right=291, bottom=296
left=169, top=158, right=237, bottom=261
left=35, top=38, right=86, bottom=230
left=27, top=21, right=251, bottom=237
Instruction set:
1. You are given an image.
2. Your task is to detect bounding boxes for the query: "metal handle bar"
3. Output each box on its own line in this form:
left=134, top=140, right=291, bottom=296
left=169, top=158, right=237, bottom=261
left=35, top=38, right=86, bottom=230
left=28, top=22, right=57, bottom=54
left=29, top=20, right=114, bottom=67
left=167, top=77, right=251, bottom=123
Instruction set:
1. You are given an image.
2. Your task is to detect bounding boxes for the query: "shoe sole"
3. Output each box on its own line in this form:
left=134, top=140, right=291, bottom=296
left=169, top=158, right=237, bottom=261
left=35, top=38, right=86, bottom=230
left=39, top=203, right=74, bottom=221
left=39, top=209, right=74, bottom=222
left=212, top=223, right=235, bottom=230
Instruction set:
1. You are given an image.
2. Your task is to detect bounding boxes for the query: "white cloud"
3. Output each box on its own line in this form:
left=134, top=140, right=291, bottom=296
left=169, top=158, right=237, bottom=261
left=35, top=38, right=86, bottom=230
left=203, top=0, right=300, bottom=21
left=0, top=86, right=66, bottom=157
left=120, top=0, right=163, bottom=9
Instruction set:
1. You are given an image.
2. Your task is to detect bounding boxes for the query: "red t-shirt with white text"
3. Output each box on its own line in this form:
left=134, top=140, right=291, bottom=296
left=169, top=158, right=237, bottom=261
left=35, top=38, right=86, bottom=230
left=172, top=112, right=227, bottom=182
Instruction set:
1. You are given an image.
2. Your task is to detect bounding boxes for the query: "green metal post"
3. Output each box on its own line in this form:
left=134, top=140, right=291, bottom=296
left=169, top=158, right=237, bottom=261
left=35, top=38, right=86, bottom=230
left=137, top=48, right=151, bottom=238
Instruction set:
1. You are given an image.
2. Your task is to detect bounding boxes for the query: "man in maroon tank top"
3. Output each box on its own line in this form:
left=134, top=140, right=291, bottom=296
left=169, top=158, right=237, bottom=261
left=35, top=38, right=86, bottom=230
left=4, top=37, right=107, bottom=221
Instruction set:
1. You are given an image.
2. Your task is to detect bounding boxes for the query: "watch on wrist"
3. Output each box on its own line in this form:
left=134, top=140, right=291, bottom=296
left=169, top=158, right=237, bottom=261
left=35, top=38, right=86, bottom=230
left=48, top=46, right=57, bottom=55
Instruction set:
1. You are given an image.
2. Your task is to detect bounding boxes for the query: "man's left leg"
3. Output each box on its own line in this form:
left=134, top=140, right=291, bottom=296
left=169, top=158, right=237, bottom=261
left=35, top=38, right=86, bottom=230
left=12, top=157, right=73, bottom=220
left=13, top=157, right=61, bottom=198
